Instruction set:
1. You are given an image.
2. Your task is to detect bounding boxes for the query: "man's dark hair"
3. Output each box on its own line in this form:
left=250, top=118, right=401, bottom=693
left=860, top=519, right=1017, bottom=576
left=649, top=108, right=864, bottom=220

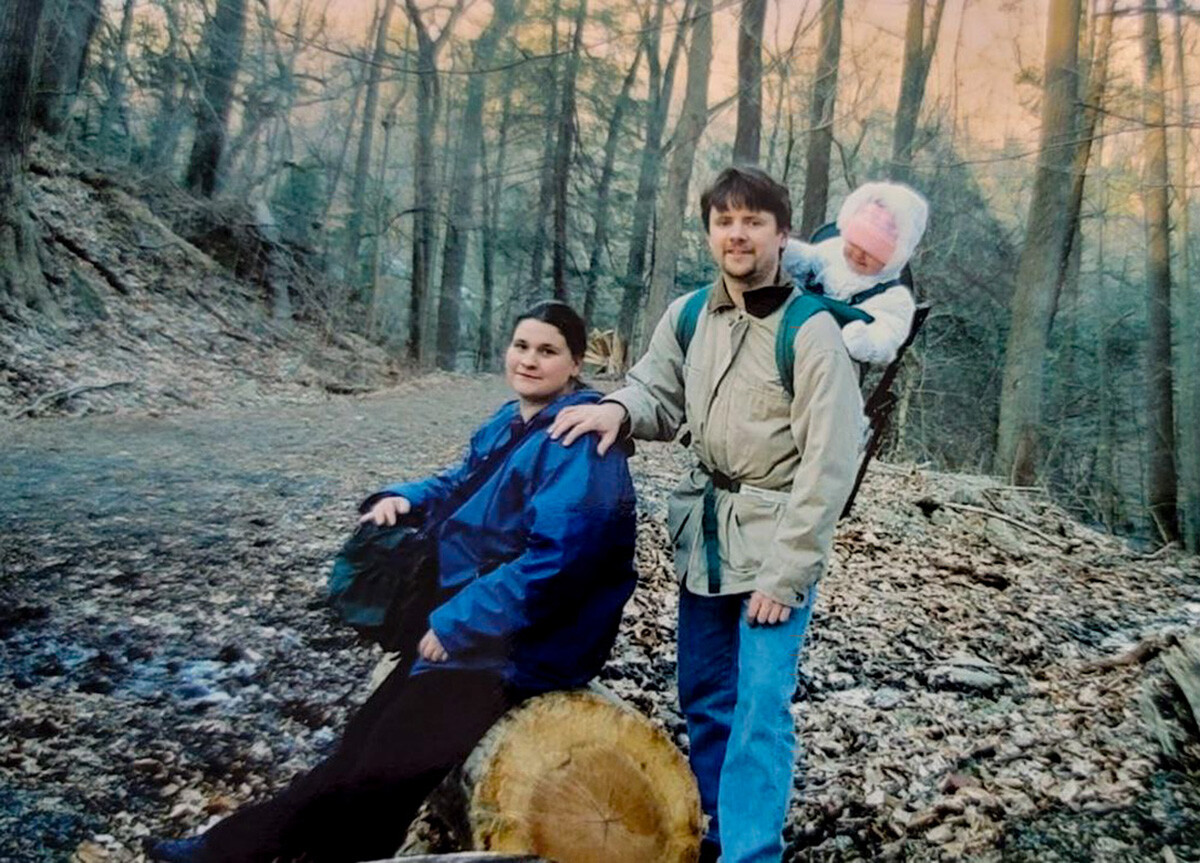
left=699, top=166, right=792, bottom=234
left=514, top=300, right=588, bottom=361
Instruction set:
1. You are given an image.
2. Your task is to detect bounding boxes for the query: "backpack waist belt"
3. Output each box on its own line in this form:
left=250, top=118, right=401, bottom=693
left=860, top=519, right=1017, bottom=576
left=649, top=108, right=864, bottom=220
left=697, top=463, right=790, bottom=594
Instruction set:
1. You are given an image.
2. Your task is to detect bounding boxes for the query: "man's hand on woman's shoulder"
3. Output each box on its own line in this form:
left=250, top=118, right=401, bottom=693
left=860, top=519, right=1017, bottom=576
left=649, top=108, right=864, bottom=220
left=549, top=402, right=628, bottom=455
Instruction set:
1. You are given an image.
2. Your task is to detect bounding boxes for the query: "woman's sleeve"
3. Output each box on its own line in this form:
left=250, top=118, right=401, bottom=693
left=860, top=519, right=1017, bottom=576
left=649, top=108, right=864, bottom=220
left=360, top=426, right=487, bottom=516
left=427, top=442, right=634, bottom=656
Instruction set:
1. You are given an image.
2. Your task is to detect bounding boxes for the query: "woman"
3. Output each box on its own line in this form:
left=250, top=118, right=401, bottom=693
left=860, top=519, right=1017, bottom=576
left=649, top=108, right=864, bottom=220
left=147, top=301, right=638, bottom=863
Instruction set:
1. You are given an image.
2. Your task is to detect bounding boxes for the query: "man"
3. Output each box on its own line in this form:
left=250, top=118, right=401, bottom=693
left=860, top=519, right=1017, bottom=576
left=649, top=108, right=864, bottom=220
left=550, top=166, right=862, bottom=863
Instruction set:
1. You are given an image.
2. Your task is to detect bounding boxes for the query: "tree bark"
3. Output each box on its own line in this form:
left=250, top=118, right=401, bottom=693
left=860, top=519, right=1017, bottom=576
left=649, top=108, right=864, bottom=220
left=642, top=0, right=713, bottom=351
left=800, top=0, right=843, bottom=237
left=1141, top=1, right=1179, bottom=544
left=97, top=0, right=136, bottom=154
left=550, top=0, right=587, bottom=305
left=583, top=46, right=641, bottom=326
left=732, top=0, right=766, bottom=166
left=147, top=0, right=186, bottom=172
left=617, top=0, right=690, bottom=355
left=477, top=85, right=514, bottom=371
left=890, top=0, right=948, bottom=184
left=185, top=0, right=247, bottom=196
left=1171, top=0, right=1197, bottom=551
left=435, top=0, right=520, bottom=369
left=404, top=0, right=463, bottom=366
left=523, top=0, right=562, bottom=307
left=345, top=0, right=397, bottom=292
left=0, top=0, right=51, bottom=312
left=32, top=0, right=100, bottom=137
left=993, top=0, right=1080, bottom=485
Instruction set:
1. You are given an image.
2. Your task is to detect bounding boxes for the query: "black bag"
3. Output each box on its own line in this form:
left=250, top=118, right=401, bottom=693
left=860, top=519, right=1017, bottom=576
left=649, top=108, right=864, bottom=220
left=327, top=516, right=442, bottom=653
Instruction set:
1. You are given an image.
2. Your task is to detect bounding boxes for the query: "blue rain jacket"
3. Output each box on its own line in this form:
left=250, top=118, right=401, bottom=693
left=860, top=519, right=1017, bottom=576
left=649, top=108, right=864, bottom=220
left=373, top=388, right=638, bottom=691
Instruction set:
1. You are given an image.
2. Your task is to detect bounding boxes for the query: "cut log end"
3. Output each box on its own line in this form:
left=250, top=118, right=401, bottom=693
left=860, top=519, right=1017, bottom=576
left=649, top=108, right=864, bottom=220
left=467, top=690, right=702, bottom=863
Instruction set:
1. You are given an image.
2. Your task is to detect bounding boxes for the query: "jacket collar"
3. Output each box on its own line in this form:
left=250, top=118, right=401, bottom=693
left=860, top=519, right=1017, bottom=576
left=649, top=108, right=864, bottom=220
left=708, top=270, right=795, bottom=319
left=508, top=387, right=601, bottom=430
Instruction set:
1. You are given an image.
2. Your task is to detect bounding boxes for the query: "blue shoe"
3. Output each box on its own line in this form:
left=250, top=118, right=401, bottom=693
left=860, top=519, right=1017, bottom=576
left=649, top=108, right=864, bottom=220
left=142, top=835, right=209, bottom=863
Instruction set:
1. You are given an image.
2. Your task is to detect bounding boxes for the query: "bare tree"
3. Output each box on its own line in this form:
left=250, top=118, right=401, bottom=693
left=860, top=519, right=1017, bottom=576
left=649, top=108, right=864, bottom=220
left=733, top=0, right=766, bottom=165
left=642, top=0, right=712, bottom=349
left=185, top=0, right=248, bottom=196
left=994, top=0, right=1080, bottom=485
left=524, top=0, right=562, bottom=307
left=617, top=0, right=691, bottom=354
left=146, top=0, right=188, bottom=172
left=0, top=0, right=51, bottom=311
left=33, top=0, right=101, bottom=136
left=890, top=0, right=947, bottom=183
left=1141, top=0, right=1179, bottom=544
left=583, top=46, right=642, bottom=325
left=551, top=0, right=587, bottom=304
left=404, top=0, right=464, bottom=366
left=345, top=0, right=398, bottom=287
left=800, top=0, right=842, bottom=237
left=476, top=83, right=514, bottom=371
left=97, top=0, right=136, bottom=153
left=1171, top=0, right=1197, bottom=551
left=435, top=0, right=520, bottom=369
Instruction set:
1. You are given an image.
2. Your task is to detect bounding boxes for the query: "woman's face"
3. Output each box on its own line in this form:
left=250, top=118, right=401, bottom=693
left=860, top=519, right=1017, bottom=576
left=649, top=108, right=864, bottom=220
left=505, top=319, right=581, bottom=408
left=843, top=240, right=887, bottom=276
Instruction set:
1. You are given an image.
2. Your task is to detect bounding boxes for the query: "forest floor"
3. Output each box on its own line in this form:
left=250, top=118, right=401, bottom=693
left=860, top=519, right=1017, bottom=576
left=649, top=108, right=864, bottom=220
left=3, top=372, right=1200, bottom=863
left=5, top=144, right=1200, bottom=862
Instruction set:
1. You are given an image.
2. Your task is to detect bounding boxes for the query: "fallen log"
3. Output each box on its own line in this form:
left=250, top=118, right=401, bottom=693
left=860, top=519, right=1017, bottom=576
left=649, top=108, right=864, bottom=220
left=371, top=659, right=703, bottom=862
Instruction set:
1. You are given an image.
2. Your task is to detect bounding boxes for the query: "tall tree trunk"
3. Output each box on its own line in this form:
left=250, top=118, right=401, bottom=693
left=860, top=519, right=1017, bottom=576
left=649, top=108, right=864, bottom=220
left=1052, top=0, right=1114, bottom=328
left=732, top=0, right=766, bottom=165
left=1141, top=1, right=1179, bottom=544
left=642, top=0, right=713, bottom=350
left=617, top=0, right=689, bottom=355
left=404, top=0, right=463, bottom=366
left=1171, top=0, right=1197, bottom=551
left=97, top=0, right=135, bottom=154
left=551, top=0, right=587, bottom=304
left=583, top=46, right=641, bottom=326
left=185, top=0, right=247, bottom=196
left=524, top=0, right=562, bottom=306
left=800, top=0, right=843, bottom=237
left=367, top=112, right=396, bottom=338
left=345, top=0, right=397, bottom=291
left=33, top=0, right=100, bottom=136
left=0, top=0, right=51, bottom=311
left=890, top=0, right=948, bottom=183
left=478, top=84, right=513, bottom=370
left=993, top=0, right=1081, bottom=485
left=147, top=0, right=185, bottom=172
left=435, top=0, right=519, bottom=369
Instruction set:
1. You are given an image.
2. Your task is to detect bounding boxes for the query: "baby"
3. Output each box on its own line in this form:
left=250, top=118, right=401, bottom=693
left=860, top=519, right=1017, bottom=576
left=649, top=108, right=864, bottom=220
left=782, top=181, right=928, bottom=365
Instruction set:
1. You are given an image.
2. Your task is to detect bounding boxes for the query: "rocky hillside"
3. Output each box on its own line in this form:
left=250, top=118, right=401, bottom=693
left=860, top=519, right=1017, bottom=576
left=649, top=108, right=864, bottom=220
left=1, top=141, right=402, bottom=420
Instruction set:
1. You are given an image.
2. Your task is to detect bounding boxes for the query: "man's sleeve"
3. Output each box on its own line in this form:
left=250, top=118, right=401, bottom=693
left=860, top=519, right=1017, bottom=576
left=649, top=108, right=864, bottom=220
left=757, top=314, right=863, bottom=605
left=427, top=445, right=633, bottom=655
left=603, top=301, right=688, bottom=442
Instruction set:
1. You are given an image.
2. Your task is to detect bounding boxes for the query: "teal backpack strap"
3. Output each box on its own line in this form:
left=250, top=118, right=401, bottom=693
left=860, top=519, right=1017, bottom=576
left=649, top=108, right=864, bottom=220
left=774, top=292, right=874, bottom=398
left=674, top=287, right=710, bottom=360
left=848, top=278, right=903, bottom=306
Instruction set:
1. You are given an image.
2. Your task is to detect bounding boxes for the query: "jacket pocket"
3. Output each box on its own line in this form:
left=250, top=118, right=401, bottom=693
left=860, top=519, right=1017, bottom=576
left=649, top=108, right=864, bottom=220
left=722, top=491, right=785, bottom=574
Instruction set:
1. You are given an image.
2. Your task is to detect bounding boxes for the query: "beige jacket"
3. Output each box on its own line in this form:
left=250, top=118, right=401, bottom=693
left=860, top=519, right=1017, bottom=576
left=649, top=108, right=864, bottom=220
left=605, top=278, right=863, bottom=606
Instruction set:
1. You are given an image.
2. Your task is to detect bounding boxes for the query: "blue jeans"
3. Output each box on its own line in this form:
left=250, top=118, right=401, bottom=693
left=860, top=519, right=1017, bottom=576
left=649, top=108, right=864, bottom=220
left=678, top=586, right=815, bottom=863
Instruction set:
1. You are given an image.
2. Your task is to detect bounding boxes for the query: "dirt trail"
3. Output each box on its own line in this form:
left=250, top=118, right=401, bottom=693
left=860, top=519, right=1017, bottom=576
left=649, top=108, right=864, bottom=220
left=3, top=374, right=1200, bottom=862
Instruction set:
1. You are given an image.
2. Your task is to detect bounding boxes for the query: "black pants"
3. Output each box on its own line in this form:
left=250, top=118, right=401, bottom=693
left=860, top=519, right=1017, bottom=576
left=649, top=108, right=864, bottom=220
left=199, top=667, right=527, bottom=862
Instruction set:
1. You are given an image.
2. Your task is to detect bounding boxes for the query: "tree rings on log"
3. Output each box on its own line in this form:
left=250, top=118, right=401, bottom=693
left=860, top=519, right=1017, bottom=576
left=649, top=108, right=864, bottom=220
left=464, top=689, right=703, bottom=862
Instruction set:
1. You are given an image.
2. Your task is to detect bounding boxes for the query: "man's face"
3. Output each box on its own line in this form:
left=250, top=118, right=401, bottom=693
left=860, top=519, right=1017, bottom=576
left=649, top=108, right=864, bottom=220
left=707, top=205, right=787, bottom=286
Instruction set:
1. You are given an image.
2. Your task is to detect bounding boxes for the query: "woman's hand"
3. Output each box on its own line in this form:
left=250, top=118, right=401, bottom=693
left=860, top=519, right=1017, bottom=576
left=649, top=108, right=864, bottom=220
left=360, top=496, right=412, bottom=526
left=418, top=629, right=449, bottom=662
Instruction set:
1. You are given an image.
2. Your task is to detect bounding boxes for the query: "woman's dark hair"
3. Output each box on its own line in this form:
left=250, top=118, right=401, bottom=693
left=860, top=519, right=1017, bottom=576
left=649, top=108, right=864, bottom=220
left=513, top=300, right=588, bottom=361
left=700, top=165, right=792, bottom=234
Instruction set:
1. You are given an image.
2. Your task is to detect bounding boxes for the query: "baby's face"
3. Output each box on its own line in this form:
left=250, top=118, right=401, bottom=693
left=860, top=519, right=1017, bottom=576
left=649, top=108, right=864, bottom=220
left=844, top=240, right=887, bottom=276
